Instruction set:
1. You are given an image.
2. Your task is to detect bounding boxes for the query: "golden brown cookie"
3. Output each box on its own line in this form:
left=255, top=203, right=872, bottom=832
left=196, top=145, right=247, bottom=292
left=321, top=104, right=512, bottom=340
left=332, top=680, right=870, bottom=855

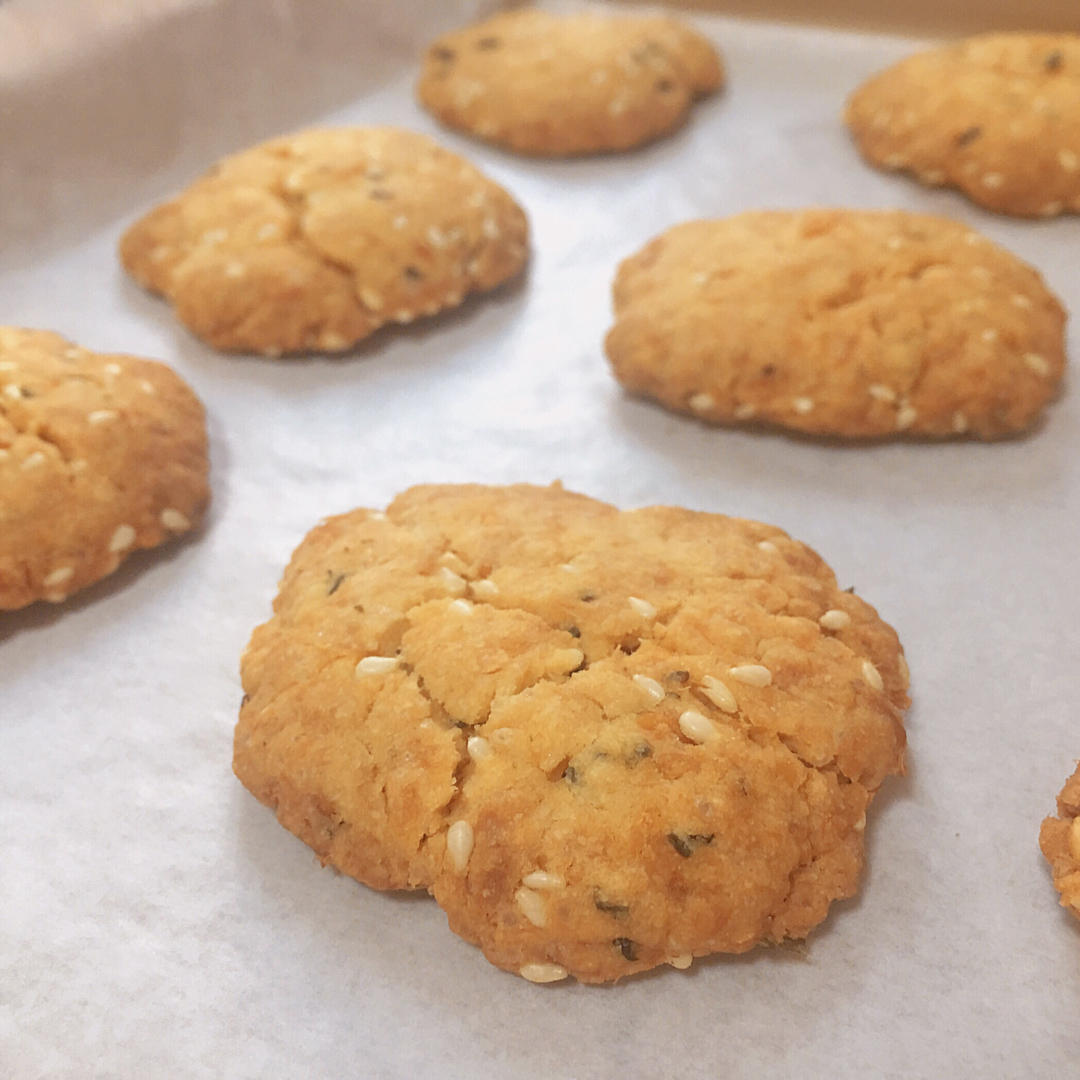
left=234, top=482, right=909, bottom=984
left=417, top=10, right=723, bottom=157
left=119, top=128, right=529, bottom=356
left=845, top=34, right=1080, bottom=218
left=605, top=209, right=1066, bottom=440
left=0, top=328, right=209, bottom=610
left=1040, top=763, right=1080, bottom=923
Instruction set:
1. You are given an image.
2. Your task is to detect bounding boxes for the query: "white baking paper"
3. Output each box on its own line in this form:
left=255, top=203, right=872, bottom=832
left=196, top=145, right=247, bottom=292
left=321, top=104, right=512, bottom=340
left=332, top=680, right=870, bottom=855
left=2, top=3, right=1079, bottom=1077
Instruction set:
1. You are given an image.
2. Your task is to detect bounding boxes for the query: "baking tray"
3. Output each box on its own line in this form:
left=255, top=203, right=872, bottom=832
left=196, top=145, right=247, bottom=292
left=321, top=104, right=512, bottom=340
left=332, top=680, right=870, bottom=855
left=3, top=2, right=1078, bottom=1077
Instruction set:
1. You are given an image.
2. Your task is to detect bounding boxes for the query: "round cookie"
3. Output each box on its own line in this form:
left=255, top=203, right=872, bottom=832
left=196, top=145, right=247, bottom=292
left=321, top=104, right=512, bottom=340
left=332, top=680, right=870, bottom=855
left=845, top=34, right=1080, bottom=218
left=417, top=9, right=723, bottom=157
left=0, top=328, right=209, bottom=610
left=605, top=209, right=1066, bottom=440
left=1039, top=763, right=1080, bottom=923
left=234, top=482, right=909, bottom=984
left=120, top=127, right=529, bottom=356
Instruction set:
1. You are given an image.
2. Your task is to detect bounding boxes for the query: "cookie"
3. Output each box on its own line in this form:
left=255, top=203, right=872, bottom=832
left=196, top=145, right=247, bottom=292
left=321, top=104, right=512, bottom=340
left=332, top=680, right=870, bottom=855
left=846, top=34, right=1080, bottom=218
left=417, top=10, right=722, bottom=157
left=234, top=482, right=909, bottom=983
left=1039, top=763, right=1080, bottom=923
left=119, top=127, right=529, bottom=356
left=0, top=328, right=209, bottom=610
left=605, top=209, right=1066, bottom=440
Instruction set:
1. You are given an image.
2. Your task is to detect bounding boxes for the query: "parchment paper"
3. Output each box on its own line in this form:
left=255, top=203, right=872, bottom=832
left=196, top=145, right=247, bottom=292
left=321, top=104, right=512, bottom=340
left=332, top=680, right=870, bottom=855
left=3, top=3, right=1078, bottom=1077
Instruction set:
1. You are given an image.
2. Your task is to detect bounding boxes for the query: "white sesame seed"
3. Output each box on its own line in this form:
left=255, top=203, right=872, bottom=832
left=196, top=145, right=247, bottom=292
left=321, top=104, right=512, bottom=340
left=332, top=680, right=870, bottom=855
left=668, top=954, right=693, bottom=970
left=519, top=962, right=568, bottom=983
left=449, top=598, right=473, bottom=615
left=757, top=540, right=778, bottom=554
left=108, top=524, right=136, bottom=552
left=200, top=227, right=228, bottom=244
left=729, top=664, right=771, bottom=688
left=356, top=655, right=398, bottom=676
left=896, top=404, right=918, bottom=430
left=589, top=69, right=608, bottom=85
left=522, top=870, right=565, bottom=891
left=318, top=332, right=348, bottom=351
left=868, top=384, right=896, bottom=403
left=628, top=596, right=656, bottom=619
left=792, top=397, right=814, bottom=415
left=224, top=261, right=246, bottom=279
left=471, top=578, right=499, bottom=599
left=691, top=271, right=709, bottom=286
left=481, top=217, right=500, bottom=240
left=43, top=567, right=74, bottom=588
left=700, top=675, right=737, bottom=713
left=150, top=244, right=171, bottom=262
left=446, top=820, right=474, bottom=873
left=982, top=172, right=1004, bottom=189
left=88, top=409, right=118, bottom=425
left=553, top=648, right=584, bottom=673
left=0, top=360, right=14, bottom=372
left=282, top=171, right=305, bottom=193
left=733, top=403, right=757, bottom=420
left=688, top=392, right=715, bottom=413
left=1011, top=293, right=1033, bottom=310
left=885, top=236, right=903, bottom=251
left=1023, top=352, right=1051, bottom=377
left=140, top=379, right=155, bottom=395
left=160, top=508, right=190, bottom=531
left=466, top=736, right=492, bottom=762
left=0, top=448, right=9, bottom=459
left=368, top=511, right=387, bottom=522
left=632, top=674, right=665, bottom=704
left=392, top=215, right=409, bottom=230
left=897, top=653, right=911, bottom=689
left=854, top=813, right=867, bottom=833
left=981, top=328, right=999, bottom=344
left=3, top=383, right=20, bottom=399
left=515, top=887, right=548, bottom=927
left=608, top=96, right=629, bottom=117
left=1059, top=149, right=1079, bottom=173
left=438, top=566, right=467, bottom=595
left=427, top=225, right=448, bottom=248
left=819, top=609, right=851, bottom=631
left=952, top=411, right=969, bottom=434
left=256, top=222, right=281, bottom=240
left=1039, top=201, right=1063, bottom=217
left=679, top=709, right=719, bottom=744
left=359, top=287, right=384, bottom=311
left=559, top=562, right=578, bottom=573
left=104, top=363, right=122, bottom=377
left=861, top=660, right=884, bottom=691
left=392, top=309, right=415, bottom=324
left=20, top=451, right=45, bottom=469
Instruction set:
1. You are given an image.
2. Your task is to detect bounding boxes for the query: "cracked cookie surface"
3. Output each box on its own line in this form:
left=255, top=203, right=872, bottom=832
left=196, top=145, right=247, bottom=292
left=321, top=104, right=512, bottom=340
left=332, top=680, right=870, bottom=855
left=1040, top=763, right=1080, bottom=923
left=0, top=328, right=209, bottom=610
left=234, top=482, right=909, bottom=983
left=846, top=33, right=1080, bottom=217
left=119, top=127, right=529, bottom=356
left=417, top=9, right=722, bottom=156
left=605, top=209, right=1066, bottom=440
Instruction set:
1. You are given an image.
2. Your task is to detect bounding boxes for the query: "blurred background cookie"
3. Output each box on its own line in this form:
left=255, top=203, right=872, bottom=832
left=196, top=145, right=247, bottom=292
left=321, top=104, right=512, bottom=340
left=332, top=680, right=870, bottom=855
left=0, top=328, right=208, bottom=610
left=234, top=482, right=908, bottom=983
left=417, top=9, right=723, bottom=156
left=846, top=34, right=1080, bottom=217
left=606, top=209, right=1066, bottom=440
left=120, top=127, right=529, bottom=356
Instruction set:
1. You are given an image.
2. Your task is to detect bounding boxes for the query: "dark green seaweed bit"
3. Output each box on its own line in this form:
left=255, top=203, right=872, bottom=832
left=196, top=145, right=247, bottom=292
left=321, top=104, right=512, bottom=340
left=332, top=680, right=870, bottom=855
left=667, top=832, right=715, bottom=858
left=476, top=36, right=501, bottom=50
left=326, top=572, right=346, bottom=595
left=1045, top=50, right=1063, bottom=72
left=665, top=670, right=690, bottom=685
left=954, top=125, right=982, bottom=147
left=613, top=937, right=639, bottom=962
left=564, top=763, right=580, bottom=785
left=627, top=742, right=653, bottom=764
left=594, top=892, right=630, bottom=918
left=432, top=46, right=456, bottom=61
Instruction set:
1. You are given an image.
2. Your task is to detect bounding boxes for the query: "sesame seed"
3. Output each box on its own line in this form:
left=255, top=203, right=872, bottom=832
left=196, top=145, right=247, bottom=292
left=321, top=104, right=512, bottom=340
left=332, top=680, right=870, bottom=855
left=733, top=403, right=757, bottom=420
left=688, top=392, right=715, bottom=413
left=792, top=397, right=814, bottom=415
left=427, top=225, right=448, bottom=248
left=139, top=379, right=156, bottom=395
left=369, top=511, right=387, bottom=522
left=515, top=887, right=548, bottom=927
left=0, top=448, right=8, bottom=459
left=668, top=954, right=693, bottom=969
left=256, top=223, right=281, bottom=240
left=729, top=664, right=771, bottom=687
left=861, top=660, right=884, bottom=691
left=200, top=228, right=228, bottom=244
left=628, top=596, right=656, bottom=619
left=632, top=674, right=665, bottom=704
left=559, top=563, right=578, bottom=573
left=0, top=360, right=14, bottom=371
left=757, top=540, right=778, bottom=554
left=224, top=261, right=246, bottom=279
left=3, top=384, right=20, bottom=399
left=471, top=578, right=499, bottom=599
left=318, top=332, right=348, bottom=351
left=608, top=97, right=629, bottom=117
left=283, top=171, right=305, bottom=193
left=449, top=598, right=473, bottom=615
left=1039, top=201, right=1063, bottom=217
left=356, top=655, right=398, bottom=675
left=691, top=271, right=709, bottom=286
left=700, top=675, right=737, bottom=713
left=952, top=411, right=969, bottom=434
left=1023, top=352, right=1051, bottom=377
left=679, top=709, right=718, bottom=744
left=438, top=566, right=467, bottom=595
left=466, top=736, right=491, bottom=762
left=1059, top=149, right=1079, bottom=173
left=20, top=451, right=45, bottom=469
left=359, top=288, right=384, bottom=311
left=982, top=172, right=1004, bottom=189
left=868, top=384, right=897, bottom=403
left=88, top=410, right=118, bottom=424
left=43, top=567, right=74, bottom=588
left=885, top=236, right=903, bottom=250
left=104, top=363, right=122, bottom=377
left=896, top=405, right=918, bottom=430
left=439, top=550, right=467, bottom=573
left=393, top=309, right=415, bottom=324
left=108, top=524, right=136, bottom=552
left=819, top=609, right=851, bottom=631
left=522, top=870, right=565, bottom=890
left=854, top=813, right=867, bottom=833
left=481, top=217, right=500, bottom=240
left=897, top=653, right=910, bottom=689
left=590, top=69, right=608, bottom=85
left=446, top=820, right=474, bottom=873
left=160, top=508, right=190, bottom=531
left=1011, top=294, right=1033, bottom=310
left=150, top=244, right=171, bottom=262
left=553, top=648, right=584, bottom=673
left=519, top=963, right=568, bottom=983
